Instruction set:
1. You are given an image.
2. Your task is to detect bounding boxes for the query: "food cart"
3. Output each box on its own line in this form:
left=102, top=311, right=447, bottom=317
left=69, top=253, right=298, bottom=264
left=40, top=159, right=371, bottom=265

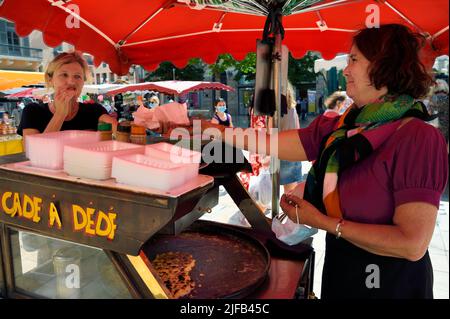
left=0, top=140, right=314, bottom=299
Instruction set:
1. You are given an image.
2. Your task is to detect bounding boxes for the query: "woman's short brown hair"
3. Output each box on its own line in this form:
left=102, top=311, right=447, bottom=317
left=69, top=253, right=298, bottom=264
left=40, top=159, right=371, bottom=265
left=353, top=24, right=432, bottom=99
left=45, top=51, right=90, bottom=88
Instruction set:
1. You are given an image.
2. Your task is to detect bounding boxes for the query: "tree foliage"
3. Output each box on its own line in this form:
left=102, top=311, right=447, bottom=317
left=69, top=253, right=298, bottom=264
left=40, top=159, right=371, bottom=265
left=234, top=53, right=256, bottom=82
left=209, top=53, right=256, bottom=82
left=288, top=51, right=319, bottom=87
left=144, top=51, right=318, bottom=86
left=209, top=51, right=317, bottom=84
left=144, top=58, right=206, bottom=81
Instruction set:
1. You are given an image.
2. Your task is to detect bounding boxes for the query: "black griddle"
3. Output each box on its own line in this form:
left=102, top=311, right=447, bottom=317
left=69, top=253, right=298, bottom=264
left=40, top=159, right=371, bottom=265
left=142, top=221, right=270, bottom=299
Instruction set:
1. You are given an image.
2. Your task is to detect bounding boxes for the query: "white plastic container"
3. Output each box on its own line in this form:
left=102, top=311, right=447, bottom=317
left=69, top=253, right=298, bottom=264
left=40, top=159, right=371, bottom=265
left=63, top=161, right=114, bottom=180
left=64, top=140, right=145, bottom=180
left=145, top=142, right=201, bottom=180
left=145, top=142, right=201, bottom=164
left=26, top=130, right=101, bottom=170
left=112, top=154, right=190, bottom=191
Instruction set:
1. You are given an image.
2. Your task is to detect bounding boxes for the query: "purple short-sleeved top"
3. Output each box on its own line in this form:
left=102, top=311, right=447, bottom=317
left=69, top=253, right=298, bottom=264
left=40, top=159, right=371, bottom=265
left=298, top=115, right=448, bottom=224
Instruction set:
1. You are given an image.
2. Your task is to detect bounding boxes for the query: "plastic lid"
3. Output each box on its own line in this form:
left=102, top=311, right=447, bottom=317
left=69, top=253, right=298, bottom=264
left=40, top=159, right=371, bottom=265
left=98, top=122, right=112, bottom=131
left=131, top=125, right=146, bottom=135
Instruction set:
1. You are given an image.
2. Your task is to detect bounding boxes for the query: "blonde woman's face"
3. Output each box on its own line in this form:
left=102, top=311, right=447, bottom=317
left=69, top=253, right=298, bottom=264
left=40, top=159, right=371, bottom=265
left=49, top=62, right=84, bottom=99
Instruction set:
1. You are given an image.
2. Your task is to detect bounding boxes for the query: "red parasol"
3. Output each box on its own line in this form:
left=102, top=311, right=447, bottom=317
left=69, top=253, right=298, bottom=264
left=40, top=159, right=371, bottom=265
left=106, top=80, right=235, bottom=96
left=4, top=88, right=37, bottom=98
left=0, top=0, right=447, bottom=75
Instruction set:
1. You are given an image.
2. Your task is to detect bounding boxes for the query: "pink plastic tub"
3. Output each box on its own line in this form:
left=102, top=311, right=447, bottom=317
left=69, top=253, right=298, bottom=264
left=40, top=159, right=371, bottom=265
left=145, top=142, right=200, bottom=180
left=112, top=153, right=191, bottom=191
left=25, top=130, right=101, bottom=170
left=63, top=140, right=145, bottom=179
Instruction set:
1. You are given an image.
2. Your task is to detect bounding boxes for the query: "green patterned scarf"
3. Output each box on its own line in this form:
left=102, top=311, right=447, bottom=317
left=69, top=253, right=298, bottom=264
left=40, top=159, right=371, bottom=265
left=303, top=94, right=432, bottom=217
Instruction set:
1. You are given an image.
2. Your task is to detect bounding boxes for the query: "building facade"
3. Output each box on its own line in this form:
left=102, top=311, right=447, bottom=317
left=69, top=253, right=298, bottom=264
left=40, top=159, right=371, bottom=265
left=0, top=19, right=42, bottom=72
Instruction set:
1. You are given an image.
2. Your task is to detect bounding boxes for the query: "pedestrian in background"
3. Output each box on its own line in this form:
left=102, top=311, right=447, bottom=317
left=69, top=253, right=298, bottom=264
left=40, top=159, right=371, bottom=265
left=211, top=98, right=233, bottom=127
left=323, top=91, right=346, bottom=118
left=428, top=79, right=449, bottom=148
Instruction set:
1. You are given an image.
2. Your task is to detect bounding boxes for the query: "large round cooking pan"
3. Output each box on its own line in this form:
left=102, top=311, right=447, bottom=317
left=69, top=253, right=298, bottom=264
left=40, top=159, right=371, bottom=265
left=142, top=221, right=270, bottom=299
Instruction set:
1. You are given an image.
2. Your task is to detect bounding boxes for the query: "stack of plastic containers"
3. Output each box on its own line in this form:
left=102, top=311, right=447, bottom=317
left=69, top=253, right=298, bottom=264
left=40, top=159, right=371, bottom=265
left=63, top=140, right=145, bottom=180
left=145, top=143, right=201, bottom=180
left=26, top=130, right=101, bottom=170
left=112, top=143, right=201, bottom=191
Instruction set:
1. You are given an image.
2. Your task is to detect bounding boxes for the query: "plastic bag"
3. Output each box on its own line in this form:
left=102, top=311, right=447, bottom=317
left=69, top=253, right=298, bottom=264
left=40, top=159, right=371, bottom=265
left=272, top=181, right=318, bottom=246
left=248, top=168, right=272, bottom=208
left=272, top=215, right=318, bottom=246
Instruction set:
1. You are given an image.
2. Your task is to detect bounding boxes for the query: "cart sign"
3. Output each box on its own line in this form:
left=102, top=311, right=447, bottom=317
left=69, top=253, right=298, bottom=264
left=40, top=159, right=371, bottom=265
left=0, top=167, right=213, bottom=256
left=0, top=191, right=118, bottom=240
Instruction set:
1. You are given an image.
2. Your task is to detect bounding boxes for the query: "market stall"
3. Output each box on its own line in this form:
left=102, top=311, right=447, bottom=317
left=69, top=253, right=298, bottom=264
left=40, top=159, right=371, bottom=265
left=0, top=135, right=22, bottom=156
left=2, top=0, right=443, bottom=300
left=0, top=122, right=21, bottom=156
left=0, top=142, right=314, bottom=299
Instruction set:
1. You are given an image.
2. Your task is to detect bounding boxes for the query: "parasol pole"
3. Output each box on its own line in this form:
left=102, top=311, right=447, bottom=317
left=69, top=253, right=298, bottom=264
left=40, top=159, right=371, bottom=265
left=269, top=10, right=283, bottom=219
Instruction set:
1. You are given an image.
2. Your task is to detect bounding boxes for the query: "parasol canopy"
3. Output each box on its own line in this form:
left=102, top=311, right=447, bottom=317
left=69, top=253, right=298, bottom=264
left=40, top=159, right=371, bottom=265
left=4, top=87, right=38, bottom=99
left=106, top=80, right=235, bottom=96
left=314, top=54, right=348, bottom=73
left=30, top=83, right=125, bottom=97
left=0, top=0, right=447, bottom=75
left=79, top=84, right=124, bottom=95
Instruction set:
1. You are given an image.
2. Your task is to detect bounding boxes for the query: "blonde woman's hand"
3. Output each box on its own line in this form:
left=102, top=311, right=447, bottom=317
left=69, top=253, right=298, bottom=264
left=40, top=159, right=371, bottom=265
left=53, top=88, right=77, bottom=118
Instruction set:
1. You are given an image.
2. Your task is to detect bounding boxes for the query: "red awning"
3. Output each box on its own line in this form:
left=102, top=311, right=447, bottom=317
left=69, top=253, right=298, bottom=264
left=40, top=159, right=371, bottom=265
left=1, top=0, right=447, bottom=75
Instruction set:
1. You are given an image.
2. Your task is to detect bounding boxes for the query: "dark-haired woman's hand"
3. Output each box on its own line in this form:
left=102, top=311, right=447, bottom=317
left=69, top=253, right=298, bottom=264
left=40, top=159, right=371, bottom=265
left=280, top=193, right=323, bottom=227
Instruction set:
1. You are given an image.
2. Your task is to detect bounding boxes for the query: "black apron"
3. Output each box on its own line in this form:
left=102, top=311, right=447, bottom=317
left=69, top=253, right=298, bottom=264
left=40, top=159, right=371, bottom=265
left=321, top=233, right=434, bottom=299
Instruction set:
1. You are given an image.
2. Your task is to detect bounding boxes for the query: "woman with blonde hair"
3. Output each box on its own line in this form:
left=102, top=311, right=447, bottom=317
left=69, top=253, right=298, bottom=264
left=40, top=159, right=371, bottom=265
left=276, top=81, right=303, bottom=193
left=18, top=51, right=117, bottom=141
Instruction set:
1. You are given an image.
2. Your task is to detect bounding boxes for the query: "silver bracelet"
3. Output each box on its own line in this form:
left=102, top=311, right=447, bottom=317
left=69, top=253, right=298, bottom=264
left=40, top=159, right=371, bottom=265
left=335, top=219, right=345, bottom=239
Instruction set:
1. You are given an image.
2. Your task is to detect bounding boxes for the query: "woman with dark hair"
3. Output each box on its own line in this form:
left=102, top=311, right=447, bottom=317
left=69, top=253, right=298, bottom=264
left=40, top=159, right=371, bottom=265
left=211, top=98, right=233, bottom=127
left=196, top=24, right=448, bottom=298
